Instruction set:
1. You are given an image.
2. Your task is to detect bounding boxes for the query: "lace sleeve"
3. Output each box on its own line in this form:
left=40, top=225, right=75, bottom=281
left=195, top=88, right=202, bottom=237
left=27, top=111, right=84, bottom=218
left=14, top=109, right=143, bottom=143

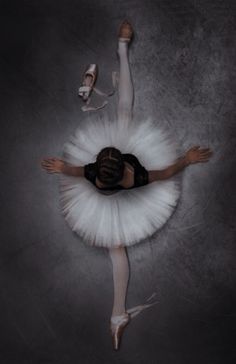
left=84, top=162, right=97, bottom=184
left=123, top=154, right=149, bottom=187
left=135, top=166, right=149, bottom=187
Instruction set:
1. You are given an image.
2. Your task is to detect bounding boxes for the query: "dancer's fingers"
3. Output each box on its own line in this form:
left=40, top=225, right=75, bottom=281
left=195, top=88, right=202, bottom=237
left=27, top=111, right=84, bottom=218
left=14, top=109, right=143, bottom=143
left=203, top=152, right=212, bottom=159
left=200, top=149, right=212, bottom=154
left=200, top=151, right=212, bottom=157
left=42, top=160, right=54, bottom=166
left=199, top=149, right=211, bottom=154
left=41, top=164, right=50, bottom=169
left=41, top=163, right=52, bottom=168
left=199, top=153, right=210, bottom=158
left=42, top=158, right=58, bottom=164
left=43, top=165, right=55, bottom=171
left=199, top=157, right=210, bottom=161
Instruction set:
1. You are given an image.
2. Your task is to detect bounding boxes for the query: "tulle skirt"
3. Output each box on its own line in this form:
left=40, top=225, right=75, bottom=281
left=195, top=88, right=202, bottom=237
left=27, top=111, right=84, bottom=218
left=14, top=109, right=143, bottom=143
left=59, top=117, right=180, bottom=248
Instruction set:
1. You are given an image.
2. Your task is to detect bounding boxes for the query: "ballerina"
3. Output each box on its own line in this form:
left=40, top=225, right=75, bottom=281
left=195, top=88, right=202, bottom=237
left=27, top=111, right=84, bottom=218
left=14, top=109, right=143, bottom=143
left=41, top=21, right=212, bottom=350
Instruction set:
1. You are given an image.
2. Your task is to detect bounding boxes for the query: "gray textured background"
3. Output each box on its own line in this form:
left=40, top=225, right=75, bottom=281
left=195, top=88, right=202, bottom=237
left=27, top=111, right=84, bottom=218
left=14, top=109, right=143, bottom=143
left=0, top=0, right=236, bottom=363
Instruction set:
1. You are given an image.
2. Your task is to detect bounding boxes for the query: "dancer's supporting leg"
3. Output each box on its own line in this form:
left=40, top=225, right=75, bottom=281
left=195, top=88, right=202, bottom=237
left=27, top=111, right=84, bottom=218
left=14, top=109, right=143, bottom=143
left=109, top=247, right=129, bottom=317
left=117, top=22, right=134, bottom=126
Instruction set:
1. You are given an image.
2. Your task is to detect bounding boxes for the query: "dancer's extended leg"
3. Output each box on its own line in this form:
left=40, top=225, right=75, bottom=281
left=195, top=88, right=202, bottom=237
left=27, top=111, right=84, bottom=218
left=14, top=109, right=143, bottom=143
left=117, top=28, right=134, bottom=125
left=108, top=246, right=130, bottom=350
left=109, top=246, right=129, bottom=317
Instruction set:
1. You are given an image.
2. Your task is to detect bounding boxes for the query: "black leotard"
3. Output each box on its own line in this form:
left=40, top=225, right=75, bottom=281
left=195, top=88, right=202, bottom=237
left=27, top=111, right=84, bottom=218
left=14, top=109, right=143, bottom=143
left=84, top=153, right=149, bottom=190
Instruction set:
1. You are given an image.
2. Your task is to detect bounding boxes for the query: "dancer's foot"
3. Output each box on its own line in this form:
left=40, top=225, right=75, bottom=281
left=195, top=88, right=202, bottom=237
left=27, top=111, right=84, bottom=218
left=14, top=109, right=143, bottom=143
left=110, top=312, right=130, bottom=350
left=118, top=20, right=133, bottom=42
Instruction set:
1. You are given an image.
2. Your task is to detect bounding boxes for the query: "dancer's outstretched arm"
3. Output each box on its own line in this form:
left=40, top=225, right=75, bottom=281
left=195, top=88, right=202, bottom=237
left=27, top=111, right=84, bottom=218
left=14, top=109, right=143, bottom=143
left=148, top=146, right=212, bottom=182
left=41, top=158, right=84, bottom=176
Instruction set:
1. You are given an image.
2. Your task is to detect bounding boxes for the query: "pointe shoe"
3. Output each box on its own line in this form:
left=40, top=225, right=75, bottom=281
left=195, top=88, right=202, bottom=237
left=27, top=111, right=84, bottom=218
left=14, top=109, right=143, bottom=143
left=110, top=312, right=130, bottom=350
left=118, top=20, right=133, bottom=42
left=78, top=64, right=98, bottom=101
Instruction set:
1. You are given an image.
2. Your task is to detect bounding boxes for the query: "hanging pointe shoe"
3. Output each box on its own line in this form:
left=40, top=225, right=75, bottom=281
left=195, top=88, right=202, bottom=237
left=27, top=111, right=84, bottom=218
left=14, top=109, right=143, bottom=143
left=78, top=64, right=98, bottom=101
left=110, top=312, right=130, bottom=350
left=118, top=20, right=133, bottom=42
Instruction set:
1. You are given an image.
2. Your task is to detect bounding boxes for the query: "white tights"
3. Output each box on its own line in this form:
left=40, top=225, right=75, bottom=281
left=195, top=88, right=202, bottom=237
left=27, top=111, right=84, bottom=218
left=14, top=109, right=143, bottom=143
left=108, top=40, right=158, bottom=322
left=109, top=247, right=129, bottom=317
left=117, top=40, right=133, bottom=126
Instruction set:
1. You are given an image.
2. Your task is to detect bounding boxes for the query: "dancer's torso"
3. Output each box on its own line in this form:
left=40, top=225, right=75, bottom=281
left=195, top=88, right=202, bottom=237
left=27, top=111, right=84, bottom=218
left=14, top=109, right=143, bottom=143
left=84, top=153, right=149, bottom=191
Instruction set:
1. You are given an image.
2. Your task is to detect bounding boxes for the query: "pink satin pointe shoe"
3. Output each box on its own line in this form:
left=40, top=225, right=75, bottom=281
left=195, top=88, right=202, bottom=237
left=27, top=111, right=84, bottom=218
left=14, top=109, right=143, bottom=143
left=110, top=312, right=130, bottom=350
left=78, top=64, right=98, bottom=101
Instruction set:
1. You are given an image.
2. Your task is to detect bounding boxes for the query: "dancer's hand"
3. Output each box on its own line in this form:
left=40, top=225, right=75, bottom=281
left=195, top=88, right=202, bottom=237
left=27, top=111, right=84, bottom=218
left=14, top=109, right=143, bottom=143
left=41, top=158, right=65, bottom=173
left=185, top=146, right=212, bottom=165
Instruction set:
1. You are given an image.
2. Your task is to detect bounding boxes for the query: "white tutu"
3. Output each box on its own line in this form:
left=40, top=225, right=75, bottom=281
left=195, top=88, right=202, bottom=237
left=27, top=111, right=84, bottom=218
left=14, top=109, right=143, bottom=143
left=59, top=117, right=180, bottom=248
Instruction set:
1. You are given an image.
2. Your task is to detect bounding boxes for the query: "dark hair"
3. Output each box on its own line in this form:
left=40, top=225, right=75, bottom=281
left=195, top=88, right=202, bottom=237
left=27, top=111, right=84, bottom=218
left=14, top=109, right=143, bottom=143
left=96, top=147, right=124, bottom=186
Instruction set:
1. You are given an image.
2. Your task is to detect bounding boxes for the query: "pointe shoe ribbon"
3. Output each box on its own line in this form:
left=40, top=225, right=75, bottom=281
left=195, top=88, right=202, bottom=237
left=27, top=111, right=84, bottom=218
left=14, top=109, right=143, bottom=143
left=79, top=68, right=118, bottom=112
left=110, top=293, right=158, bottom=350
left=126, top=292, right=158, bottom=319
